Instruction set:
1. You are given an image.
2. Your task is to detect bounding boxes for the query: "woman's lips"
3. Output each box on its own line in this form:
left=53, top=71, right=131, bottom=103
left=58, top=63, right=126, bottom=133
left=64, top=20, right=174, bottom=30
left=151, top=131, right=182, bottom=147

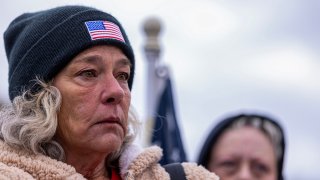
left=94, top=117, right=124, bottom=130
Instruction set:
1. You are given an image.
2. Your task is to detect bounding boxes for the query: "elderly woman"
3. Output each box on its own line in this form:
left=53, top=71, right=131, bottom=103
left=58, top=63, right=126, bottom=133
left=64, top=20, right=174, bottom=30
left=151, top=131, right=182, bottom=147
left=0, top=5, right=218, bottom=180
left=197, top=113, right=286, bottom=180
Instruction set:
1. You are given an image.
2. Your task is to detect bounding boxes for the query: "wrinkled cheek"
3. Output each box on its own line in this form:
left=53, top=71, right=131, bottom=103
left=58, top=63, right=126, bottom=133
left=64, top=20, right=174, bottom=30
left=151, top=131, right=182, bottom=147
left=123, top=124, right=128, bottom=138
left=124, top=93, right=131, bottom=129
left=125, top=90, right=131, bottom=105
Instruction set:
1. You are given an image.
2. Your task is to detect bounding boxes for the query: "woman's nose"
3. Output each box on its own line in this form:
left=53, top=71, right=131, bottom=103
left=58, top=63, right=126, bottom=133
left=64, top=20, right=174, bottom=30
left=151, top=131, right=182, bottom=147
left=237, top=164, right=253, bottom=180
left=101, top=75, right=124, bottom=104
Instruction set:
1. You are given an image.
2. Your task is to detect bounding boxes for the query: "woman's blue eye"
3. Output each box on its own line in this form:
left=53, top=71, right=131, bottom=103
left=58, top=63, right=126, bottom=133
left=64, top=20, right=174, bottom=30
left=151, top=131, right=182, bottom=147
left=118, top=73, right=129, bottom=81
left=80, top=70, right=97, bottom=78
left=253, top=163, right=269, bottom=174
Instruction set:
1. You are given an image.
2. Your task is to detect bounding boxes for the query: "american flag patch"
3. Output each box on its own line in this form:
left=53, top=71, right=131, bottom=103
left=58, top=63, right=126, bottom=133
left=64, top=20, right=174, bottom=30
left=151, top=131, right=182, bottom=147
left=85, top=20, right=125, bottom=42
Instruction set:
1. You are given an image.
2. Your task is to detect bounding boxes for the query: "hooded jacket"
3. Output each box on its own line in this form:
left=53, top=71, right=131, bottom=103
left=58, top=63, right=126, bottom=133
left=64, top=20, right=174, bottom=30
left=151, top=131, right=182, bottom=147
left=197, top=113, right=285, bottom=180
left=0, top=140, right=218, bottom=179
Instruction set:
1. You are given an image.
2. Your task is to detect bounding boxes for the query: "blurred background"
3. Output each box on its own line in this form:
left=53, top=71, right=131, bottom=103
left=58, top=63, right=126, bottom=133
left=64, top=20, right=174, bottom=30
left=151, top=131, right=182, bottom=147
left=1, top=0, right=319, bottom=179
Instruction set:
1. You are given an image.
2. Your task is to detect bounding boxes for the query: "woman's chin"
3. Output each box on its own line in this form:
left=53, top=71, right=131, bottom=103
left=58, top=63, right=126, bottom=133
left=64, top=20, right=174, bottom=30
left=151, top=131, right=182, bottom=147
left=92, top=134, right=124, bottom=153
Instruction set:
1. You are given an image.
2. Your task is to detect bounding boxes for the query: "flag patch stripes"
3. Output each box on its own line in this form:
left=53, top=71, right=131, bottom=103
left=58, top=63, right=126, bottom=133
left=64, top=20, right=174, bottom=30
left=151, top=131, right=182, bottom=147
left=85, top=20, right=125, bottom=42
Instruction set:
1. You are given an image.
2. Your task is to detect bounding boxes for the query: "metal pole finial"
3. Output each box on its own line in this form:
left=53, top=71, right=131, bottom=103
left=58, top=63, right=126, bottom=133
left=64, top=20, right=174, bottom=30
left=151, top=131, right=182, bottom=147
left=143, top=17, right=162, bottom=54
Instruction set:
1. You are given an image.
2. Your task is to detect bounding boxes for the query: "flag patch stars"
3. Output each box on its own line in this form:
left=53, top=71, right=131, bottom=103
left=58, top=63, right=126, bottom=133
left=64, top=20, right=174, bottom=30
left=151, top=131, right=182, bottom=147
left=85, top=20, right=125, bottom=42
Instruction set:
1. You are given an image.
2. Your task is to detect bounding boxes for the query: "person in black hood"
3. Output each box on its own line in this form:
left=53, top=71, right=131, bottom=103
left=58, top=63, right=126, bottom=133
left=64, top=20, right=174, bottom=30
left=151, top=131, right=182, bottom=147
left=197, top=113, right=286, bottom=180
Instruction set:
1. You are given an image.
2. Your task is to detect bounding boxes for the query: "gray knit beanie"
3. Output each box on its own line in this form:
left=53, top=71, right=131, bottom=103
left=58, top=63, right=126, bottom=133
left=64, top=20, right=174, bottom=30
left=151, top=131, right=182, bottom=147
left=4, top=5, right=135, bottom=101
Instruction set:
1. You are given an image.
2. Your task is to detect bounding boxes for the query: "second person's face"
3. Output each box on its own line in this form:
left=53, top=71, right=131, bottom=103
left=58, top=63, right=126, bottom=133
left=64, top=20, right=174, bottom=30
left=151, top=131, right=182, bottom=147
left=53, top=45, right=131, bottom=158
left=208, top=126, right=277, bottom=180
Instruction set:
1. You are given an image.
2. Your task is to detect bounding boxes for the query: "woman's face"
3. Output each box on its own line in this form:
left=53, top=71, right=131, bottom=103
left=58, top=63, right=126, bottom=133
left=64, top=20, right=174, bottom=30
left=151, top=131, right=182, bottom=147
left=208, top=126, right=277, bottom=180
left=53, top=45, right=131, bottom=156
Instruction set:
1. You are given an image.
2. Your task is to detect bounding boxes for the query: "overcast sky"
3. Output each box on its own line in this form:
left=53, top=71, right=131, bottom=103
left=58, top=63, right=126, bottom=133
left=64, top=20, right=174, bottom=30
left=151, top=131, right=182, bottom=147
left=1, top=0, right=320, bottom=179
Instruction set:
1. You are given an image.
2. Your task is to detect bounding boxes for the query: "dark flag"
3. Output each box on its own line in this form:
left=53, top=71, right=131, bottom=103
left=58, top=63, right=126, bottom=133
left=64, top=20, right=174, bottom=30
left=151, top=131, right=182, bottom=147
left=151, top=77, right=187, bottom=165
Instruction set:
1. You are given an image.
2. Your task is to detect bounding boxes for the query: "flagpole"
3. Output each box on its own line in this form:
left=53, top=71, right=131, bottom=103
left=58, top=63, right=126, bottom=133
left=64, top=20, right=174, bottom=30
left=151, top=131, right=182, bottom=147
left=143, top=17, right=162, bottom=146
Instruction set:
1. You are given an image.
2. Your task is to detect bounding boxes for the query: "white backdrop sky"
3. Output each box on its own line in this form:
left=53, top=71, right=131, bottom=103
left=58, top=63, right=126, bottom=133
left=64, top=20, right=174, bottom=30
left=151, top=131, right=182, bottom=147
left=1, top=0, right=320, bottom=179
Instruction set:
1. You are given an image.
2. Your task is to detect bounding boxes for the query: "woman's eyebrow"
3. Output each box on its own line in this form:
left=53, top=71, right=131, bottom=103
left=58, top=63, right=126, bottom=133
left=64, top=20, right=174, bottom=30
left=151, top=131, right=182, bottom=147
left=72, top=55, right=131, bottom=69
left=72, top=55, right=103, bottom=65
left=116, top=58, right=132, bottom=68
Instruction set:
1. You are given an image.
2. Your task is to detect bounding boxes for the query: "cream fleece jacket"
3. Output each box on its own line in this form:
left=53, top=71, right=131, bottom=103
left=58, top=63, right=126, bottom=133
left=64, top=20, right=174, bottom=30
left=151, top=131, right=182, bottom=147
left=0, top=140, right=218, bottom=180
